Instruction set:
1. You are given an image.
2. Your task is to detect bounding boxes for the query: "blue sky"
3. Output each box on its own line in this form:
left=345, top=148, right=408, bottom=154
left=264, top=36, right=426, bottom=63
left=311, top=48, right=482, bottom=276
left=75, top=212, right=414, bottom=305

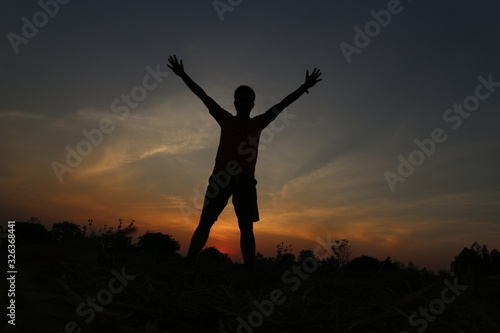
left=1, top=0, right=499, bottom=269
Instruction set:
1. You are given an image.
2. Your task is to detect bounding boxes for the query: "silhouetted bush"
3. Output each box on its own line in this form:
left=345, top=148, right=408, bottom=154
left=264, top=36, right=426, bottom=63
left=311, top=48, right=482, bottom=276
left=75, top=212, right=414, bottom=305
left=15, top=222, right=51, bottom=243
left=255, top=251, right=275, bottom=265
left=10, top=218, right=500, bottom=332
left=490, top=249, right=500, bottom=275
left=345, top=255, right=381, bottom=272
left=199, top=246, right=232, bottom=264
left=50, top=221, right=84, bottom=243
left=380, top=256, right=403, bottom=271
left=136, top=232, right=180, bottom=255
left=100, top=229, right=135, bottom=254
left=275, top=242, right=295, bottom=265
left=298, top=249, right=316, bottom=263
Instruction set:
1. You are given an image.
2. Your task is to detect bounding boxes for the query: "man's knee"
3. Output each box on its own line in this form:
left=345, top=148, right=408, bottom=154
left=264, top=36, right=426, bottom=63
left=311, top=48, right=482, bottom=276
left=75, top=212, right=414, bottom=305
left=238, top=220, right=253, bottom=232
left=199, top=218, right=216, bottom=230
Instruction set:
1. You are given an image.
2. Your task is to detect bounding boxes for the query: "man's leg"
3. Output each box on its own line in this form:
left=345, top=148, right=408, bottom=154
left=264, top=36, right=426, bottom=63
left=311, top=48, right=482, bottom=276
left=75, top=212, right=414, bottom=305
left=233, top=176, right=259, bottom=267
left=238, top=220, right=255, bottom=266
left=187, top=173, right=231, bottom=260
left=187, top=219, right=215, bottom=258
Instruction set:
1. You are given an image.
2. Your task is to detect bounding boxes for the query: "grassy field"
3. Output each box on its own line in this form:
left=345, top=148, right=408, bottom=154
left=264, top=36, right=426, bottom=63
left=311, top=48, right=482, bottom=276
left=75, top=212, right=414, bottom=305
left=2, top=222, right=500, bottom=333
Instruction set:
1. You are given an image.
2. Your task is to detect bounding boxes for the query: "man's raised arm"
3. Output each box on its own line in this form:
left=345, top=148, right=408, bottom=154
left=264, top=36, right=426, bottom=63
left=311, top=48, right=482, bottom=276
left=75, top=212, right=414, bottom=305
left=167, top=55, right=220, bottom=111
left=273, top=68, right=322, bottom=114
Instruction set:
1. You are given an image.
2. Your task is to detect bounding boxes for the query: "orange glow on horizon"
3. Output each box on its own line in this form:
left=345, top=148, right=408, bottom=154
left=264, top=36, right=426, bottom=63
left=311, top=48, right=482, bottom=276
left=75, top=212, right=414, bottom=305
left=3, top=179, right=497, bottom=272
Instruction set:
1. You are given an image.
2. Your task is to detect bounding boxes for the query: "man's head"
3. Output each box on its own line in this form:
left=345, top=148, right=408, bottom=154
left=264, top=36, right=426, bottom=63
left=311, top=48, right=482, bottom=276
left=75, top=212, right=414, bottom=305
left=234, top=85, right=255, bottom=118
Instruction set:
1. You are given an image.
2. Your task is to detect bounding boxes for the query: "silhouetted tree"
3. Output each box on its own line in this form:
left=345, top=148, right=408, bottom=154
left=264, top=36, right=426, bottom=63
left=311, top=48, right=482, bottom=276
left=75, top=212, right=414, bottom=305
left=331, top=239, right=352, bottom=268
left=276, top=242, right=295, bottom=265
left=490, top=249, right=500, bottom=275
left=50, top=221, right=84, bottom=243
left=137, top=232, right=180, bottom=255
left=29, top=216, right=41, bottom=224
left=298, top=249, right=316, bottom=263
left=380, top=256, right=402, bottom=271
left=255, top=251, right=274, bottom=265
left=100, top=229, right=134, bottom=253
left=451, top=242, right=500, bottom=278
left=452, top=247, right=479, bottom=275
left=15, top=221, right=51, bottom=244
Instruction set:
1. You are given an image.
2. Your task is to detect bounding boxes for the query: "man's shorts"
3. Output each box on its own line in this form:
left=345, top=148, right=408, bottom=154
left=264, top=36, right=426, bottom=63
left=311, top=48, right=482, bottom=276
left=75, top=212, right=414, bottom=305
left=200, top=172, right=259, bottom=223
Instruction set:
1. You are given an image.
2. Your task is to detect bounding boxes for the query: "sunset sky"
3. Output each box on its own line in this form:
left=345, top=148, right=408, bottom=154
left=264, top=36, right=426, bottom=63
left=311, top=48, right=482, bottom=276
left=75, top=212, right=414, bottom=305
left=1, top=1, right=499, bottom=270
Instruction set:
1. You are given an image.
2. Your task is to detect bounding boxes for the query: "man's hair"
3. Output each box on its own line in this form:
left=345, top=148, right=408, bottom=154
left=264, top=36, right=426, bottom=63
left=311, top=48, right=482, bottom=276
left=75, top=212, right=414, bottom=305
left=234, top=85, right=255, bottom=101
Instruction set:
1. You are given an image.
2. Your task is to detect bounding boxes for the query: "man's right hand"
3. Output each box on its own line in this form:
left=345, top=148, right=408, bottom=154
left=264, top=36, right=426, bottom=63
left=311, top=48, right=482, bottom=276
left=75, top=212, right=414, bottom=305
left=167, top=54, right=221, bottom=111
left=304, top=68, right=322, bottom=91
left=167, top=55, right=185, bottom=76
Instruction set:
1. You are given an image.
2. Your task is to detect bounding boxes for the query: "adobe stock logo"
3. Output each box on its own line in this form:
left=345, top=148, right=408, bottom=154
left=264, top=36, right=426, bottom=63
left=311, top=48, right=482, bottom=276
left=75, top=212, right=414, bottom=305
left=52, top=267, right=135, bottom=333
left=7, top=0, right=71, bottom=54
left=213, top=0, right=243, bottom=21
left=400, top=275, right=468, bottom=333
left=236, top=235, right=336, bottom=333
left=384, top=74, right=499, bottom=192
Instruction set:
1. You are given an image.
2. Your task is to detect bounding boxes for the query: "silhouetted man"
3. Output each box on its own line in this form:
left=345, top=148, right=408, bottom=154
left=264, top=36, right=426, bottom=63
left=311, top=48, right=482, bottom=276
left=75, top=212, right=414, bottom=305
left=167, top=55, right=321, bottom=266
